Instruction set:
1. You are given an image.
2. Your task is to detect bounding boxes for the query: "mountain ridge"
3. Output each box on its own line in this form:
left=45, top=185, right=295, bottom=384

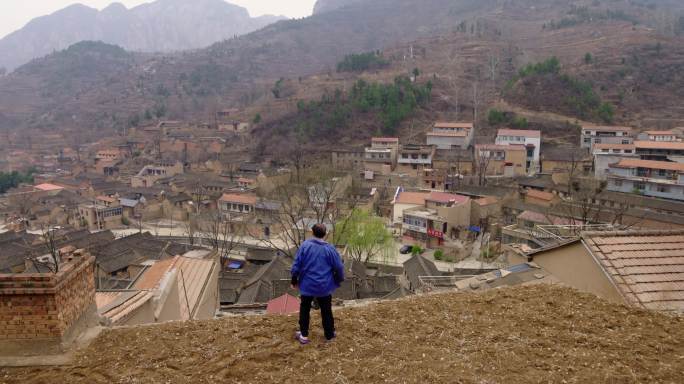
left=0, top=0, right=286, bottom=72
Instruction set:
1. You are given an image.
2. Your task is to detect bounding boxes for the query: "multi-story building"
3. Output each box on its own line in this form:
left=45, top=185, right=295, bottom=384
left=331, top=149, right=364, bottom=170
left=364, top=147, right=394, bottom=175
left=580, top=126, right=633, bottom=150
left=495, top=129, right=541, bottom=173
left=396, top=144, right=435, bottom=176
left=426, top=122, right=474, bottom=150
left=400, top=191, right=471, bottom=249
left=78, top=203, right=123, bottom=231
left=218, top=193, right=257, bottom=216
left=634, top=141, right=684, bottom=163
left=606, top=158, right=684, bottom=201
left=636, top=130, right=678, bottom=142
left=474, top=144, right=527, bottom=177
left=131, top=161, right=184, bottom=188
left=592, top=143, right=637, bottom=179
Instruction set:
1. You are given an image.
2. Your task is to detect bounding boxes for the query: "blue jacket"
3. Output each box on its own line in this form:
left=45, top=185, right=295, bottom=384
left=291, top=238, right=345, bottom=297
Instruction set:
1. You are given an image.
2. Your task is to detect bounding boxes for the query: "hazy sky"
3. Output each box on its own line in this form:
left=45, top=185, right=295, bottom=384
left=0, top=0, right=317, bottom=39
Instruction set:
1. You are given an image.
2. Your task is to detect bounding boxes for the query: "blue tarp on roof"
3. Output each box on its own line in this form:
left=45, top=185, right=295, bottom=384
left=228, top=261, right=243, bottom=270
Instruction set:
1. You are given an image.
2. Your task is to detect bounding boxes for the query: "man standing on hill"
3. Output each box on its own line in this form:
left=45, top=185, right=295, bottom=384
left=291, top=223, right=345, bottom=345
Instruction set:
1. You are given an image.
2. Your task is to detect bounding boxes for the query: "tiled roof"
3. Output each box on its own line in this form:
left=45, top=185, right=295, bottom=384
left=434, top=122, right=473, bottom=129
left=427, top=131, right=467, bottom=137
left=176, top=256, right=216, bottom=319
left=34, top=183, right=64, bottom=191
left=644, top=130, right=675, bottom=135
left=583, top=125, right=633, bottom=132
left=525, top=189, right=555, bottom=201
left=517, top=210, right=577, bottom=226
left=593, top=143, right=635, bottom=150
left=426, top=191, right=470, bottom=204
left=394, top=191, right=429, bottom=205
left=611, top=158, right=684, bottom=172
left=219, top=193, right=257, bottom=205
left=582, top=230, right=684, bottom=313
left=134, top=258, right=177, bottom=290
left=634, top=141, right=684, bottom=150
left=475, top=144, right=526, bottom=151
left=372, top=137, right=399, bottom=142
left=497, top=129, right=541, bottom=138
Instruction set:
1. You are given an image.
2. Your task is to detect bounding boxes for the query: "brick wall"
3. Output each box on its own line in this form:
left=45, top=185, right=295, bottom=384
left=0, top=253, right=96, bottom=345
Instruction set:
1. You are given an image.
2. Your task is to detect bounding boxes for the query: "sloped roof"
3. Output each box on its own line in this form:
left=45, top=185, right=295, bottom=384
left=582, top=230, right=684, bottom=313
left=644, top=130, right=675, bottom=135
left=267, top=294, right=300, bottom=315
left=497, top=129, right=541, bottom=138
left=34, top=183, right=64, bottom=192
left=426, top=191, right=470, bottom=204
left=395, top=191, right=429, bottom=205
left=525, top=189, right=555, bottom=202
left=611, top=158, right=684, bottom=172
left=403, top=254, right=440, bottom=290
left=634, top=141, right=684, bottom=150
left=427, top=131, right=467, bottom=137
left=219, top=193, right=257, bottom=205
left=434, top=122, right=473, bottom=129
left=583, top=125, right=633, bottom=132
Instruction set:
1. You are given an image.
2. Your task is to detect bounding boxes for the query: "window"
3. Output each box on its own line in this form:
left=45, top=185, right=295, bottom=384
left=635, top=182, right=646, bottom=191
left=613, top=179, right=623, bottom=187
left=584, top=138, right=591, bottom=143
left=527, top=149, right=534, bottom=157
left=594, top=138, right=601, bottom=143
left=657, top=185, right=670, bottom=193
left=625, top=150, right=633, bottom=154
left=601, top=149, right=609, bottom=153
left=622, top=140, right=630, bottom=145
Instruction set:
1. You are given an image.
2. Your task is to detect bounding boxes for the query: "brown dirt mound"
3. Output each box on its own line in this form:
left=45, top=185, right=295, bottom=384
left=2, top=285, right=683, bottom=384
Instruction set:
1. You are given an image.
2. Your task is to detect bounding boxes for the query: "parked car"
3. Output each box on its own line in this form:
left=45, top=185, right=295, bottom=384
left=399, top=245, right=413, bottom=254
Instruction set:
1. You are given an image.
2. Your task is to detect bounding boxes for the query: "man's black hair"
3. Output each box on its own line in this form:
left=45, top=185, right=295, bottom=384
left=312, top=223, right=327, bottom=239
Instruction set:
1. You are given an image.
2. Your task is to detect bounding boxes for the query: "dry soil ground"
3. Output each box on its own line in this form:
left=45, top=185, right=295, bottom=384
left=1, top=285, right=682, bottom=384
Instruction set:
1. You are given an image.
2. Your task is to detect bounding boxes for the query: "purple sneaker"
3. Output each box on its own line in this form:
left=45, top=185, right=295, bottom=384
left=294, top=331, right=310, bottom=345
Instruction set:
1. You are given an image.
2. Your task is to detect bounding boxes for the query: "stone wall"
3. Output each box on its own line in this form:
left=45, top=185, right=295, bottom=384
left=0, top=252, right=97, bottom=356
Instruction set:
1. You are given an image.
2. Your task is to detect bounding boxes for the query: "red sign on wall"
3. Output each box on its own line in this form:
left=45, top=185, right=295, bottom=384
left=427, top=228, right=444, bottom=239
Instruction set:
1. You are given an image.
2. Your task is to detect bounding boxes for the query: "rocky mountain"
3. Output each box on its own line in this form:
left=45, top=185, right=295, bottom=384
left=0, top=0, right=285, bottom=72
left=0, top=0, right=683, bottom=142
left=312, top=0, right=364, bottom=15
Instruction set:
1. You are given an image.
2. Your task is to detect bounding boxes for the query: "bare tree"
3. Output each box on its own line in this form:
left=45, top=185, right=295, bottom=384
left=35, top=225, right=60, bottom=273
left=474, top=147, right=493, bottom=186
left=201, top=212, right=240, bottom=259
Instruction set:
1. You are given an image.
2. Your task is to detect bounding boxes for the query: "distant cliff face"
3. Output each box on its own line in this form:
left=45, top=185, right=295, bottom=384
left=0, top=0, right=285, bottom=72
left=312, top=0, right=365, bottom=15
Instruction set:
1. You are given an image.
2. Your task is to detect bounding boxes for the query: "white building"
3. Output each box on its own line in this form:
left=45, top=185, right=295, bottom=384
left=427, top=122, right=474, bottom=149
left=592, top=143, right=637, bottom=180
left=495, top=129, right=541, bottom=173
left=606, top=158, right=684, bottom=201
left=636, top=130, right=678, bottom=142
left=581, top=126, right=633, bottom=150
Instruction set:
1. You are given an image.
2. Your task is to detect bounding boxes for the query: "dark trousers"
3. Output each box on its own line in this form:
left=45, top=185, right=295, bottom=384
left=299, top=295, right=335, bottom=340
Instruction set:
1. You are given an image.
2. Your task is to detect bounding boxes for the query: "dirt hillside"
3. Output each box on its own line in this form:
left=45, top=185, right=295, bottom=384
left=1, top=285, right=682, bottom=384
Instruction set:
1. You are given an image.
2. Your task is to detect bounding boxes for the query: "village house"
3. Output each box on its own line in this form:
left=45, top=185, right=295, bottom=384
left=506, top=230, right=684, bottom=313
left=606, top=158, right=684, bottom=201
left=474, top=144, right=527, bottom=177
left=131, top=161, right=184, bottom=188
left=540, top=146, right=593, bottom=176
left=580, top=125, right=633, bottom=150
left=396, top=144, right=434, bottom=176
left=331, top=148, right=364, bottom=170
left=502, top=210, right=580, bottom=249
left=634, top=140, right=684, bottom=162
left=402, top=254, right=440, bottom=292
left=636, top=130, right=679, bottom=142
left=399, top=191, right=471, bottom=248
left=495, top=129, right=541, bottom=173
left=592, top=143, right=637, bottom=179
left=426, top=122, right=474, bottom=150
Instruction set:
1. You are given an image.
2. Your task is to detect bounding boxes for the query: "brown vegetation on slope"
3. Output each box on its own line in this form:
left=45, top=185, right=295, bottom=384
left=2, top=285, right=682, bottom=384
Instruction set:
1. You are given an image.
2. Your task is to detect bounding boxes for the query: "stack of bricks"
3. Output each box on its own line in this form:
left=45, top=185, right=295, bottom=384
left=0, top=252, right=96, bottom=345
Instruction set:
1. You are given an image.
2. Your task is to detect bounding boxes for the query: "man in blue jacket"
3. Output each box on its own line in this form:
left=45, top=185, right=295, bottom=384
left=291, top=223, right=345, bottom=345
